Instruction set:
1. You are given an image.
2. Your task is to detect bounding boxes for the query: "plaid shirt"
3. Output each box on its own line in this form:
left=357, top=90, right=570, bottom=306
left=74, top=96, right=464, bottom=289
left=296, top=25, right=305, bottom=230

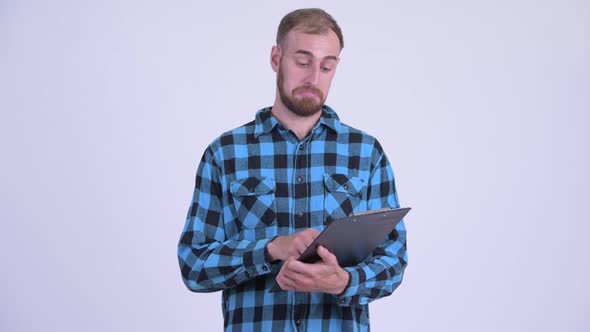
left=178, top=106, right=407, bottom=331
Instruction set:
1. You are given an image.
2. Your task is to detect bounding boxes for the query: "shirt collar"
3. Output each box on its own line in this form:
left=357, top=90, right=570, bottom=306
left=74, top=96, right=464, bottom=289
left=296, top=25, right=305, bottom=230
left=254, top=105, right=341, bottom=138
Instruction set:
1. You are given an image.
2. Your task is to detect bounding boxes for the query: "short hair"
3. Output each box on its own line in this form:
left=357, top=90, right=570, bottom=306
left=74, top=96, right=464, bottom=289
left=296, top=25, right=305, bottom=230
left=276, top=8, right=344, bottom=50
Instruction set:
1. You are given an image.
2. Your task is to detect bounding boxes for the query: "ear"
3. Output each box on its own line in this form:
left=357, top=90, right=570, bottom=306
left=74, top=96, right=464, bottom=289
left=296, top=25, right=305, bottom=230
left=270, top=46, right=281, bottom=73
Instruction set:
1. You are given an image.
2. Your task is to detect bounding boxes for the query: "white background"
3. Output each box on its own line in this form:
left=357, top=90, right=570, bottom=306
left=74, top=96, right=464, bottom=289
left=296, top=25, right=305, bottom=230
left=1, top=1, right=588, bottom=331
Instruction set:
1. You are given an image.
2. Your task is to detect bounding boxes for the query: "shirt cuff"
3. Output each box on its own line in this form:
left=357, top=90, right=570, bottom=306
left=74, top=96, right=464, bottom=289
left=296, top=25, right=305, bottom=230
left=335, top=266, right=361, bottom=306
left=244, top=238, right=274, bottom=278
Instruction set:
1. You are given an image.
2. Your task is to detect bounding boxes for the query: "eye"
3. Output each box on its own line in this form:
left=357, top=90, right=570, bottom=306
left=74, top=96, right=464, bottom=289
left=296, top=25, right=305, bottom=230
left=297, top=61, right=311, bottom=67
left=321, top=66, right=333, bottom=72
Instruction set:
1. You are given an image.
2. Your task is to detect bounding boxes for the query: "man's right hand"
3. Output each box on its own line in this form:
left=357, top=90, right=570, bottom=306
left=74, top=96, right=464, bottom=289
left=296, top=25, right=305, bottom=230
left=267, top=228, right=321, bottom=262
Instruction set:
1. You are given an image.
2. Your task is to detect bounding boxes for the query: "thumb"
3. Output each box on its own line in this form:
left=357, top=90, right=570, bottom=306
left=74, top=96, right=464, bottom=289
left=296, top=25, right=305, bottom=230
left=317, top=245, right=339, bottom=266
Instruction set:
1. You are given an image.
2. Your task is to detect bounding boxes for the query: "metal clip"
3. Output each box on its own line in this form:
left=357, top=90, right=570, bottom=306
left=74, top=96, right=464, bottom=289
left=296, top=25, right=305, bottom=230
left=351, top=207, right=393, bottom=216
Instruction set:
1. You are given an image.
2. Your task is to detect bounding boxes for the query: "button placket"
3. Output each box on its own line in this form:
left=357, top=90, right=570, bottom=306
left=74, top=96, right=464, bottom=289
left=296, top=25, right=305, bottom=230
left=293, top=140, right=309, bottom=228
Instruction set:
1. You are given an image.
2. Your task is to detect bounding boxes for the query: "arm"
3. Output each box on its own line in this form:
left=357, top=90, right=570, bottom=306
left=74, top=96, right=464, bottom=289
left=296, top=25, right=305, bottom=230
left=337, top=144, right=408, bottom=305
left=177, top=147, right=273, bottom=292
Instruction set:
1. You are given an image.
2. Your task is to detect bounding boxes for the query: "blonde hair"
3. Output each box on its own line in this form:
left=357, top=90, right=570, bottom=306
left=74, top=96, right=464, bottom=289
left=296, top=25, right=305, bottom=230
left=276, top=8, right=344, bottom=50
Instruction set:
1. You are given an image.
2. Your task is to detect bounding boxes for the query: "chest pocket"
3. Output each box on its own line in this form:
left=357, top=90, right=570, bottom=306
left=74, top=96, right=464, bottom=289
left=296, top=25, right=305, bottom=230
left=323, top=174, right=366, bottom=222
left=230, top=177, right=277, bottom=229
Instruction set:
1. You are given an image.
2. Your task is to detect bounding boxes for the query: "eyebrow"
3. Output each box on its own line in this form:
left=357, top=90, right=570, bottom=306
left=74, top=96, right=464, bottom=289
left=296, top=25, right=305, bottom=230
left=294, top=49, right=338, bottom=61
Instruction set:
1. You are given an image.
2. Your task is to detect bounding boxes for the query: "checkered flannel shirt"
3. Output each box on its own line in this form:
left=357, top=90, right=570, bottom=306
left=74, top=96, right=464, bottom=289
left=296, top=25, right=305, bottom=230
left=178, top=105, right=407, bottom=331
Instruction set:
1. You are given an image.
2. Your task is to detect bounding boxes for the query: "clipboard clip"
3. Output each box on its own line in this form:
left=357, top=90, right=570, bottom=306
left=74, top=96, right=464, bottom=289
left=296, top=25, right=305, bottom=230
left=350, top=207, right=394, bottom=217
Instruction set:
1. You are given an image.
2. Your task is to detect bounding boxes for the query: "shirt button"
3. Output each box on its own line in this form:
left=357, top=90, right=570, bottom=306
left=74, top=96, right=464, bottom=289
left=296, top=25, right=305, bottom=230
left=262, top=265, right=268, bottom=272
left=343, top=184, right=349, bottom=190
left=298, top=144, right=304, bottom=150
left=297, top=212, right=303, bottom=218
left=295, top=319, right=301, bottom=326
left=296, top=176, right=303, bottom=183
left=339, top=299, right=345, bottom=304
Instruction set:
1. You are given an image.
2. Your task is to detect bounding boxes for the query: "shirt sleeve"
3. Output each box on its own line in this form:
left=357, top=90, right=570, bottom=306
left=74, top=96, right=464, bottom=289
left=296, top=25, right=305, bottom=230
left=336, top=142, right=408, bottom=305
left=177, top=146, right=273, bottom=292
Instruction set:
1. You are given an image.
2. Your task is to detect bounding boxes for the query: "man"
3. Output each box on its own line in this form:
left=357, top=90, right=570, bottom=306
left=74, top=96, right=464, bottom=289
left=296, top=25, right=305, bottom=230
left=178, top=8, right=407, bottom=331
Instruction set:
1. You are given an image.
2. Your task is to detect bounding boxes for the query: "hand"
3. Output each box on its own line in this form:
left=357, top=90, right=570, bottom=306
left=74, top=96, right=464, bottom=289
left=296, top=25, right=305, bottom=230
left=267, top=228, right=320, bottom=262
left=275, top=245, right=350, bottom=294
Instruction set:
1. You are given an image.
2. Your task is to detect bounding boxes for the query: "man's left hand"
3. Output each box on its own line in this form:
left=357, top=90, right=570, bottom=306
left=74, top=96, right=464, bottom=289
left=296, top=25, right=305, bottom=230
left=275, top=245, right=350, bottom=295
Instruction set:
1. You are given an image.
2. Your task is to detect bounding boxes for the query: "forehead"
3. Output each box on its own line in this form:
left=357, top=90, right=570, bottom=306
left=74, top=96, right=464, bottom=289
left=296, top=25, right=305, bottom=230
left=283, top=28, right=341, bottom=59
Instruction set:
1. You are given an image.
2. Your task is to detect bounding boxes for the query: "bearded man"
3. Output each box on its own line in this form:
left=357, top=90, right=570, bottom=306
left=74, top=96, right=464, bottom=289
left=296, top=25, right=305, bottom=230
left=178, top=8, right=407, bottom=331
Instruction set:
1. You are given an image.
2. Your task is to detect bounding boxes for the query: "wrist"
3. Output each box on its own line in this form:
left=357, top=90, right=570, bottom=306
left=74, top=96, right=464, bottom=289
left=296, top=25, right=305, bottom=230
left=334, top=268, right=350, bottom=295
left=266, top=237, right=282, bottom=262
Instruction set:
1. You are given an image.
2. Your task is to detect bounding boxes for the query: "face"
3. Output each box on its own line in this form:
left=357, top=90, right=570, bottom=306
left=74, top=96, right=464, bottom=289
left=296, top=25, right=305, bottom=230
left=272, top=28, right=341, bottom=117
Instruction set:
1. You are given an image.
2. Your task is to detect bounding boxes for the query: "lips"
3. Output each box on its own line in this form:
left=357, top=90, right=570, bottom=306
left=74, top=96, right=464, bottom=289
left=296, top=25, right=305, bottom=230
left=298, top=90, right=318, bottom=98
left=294, top=87, right=322, bottom=99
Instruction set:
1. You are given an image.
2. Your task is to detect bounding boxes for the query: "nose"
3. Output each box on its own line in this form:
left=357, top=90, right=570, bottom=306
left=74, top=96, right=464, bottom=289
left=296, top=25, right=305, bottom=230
left=304, top=63, right=321, bottom=86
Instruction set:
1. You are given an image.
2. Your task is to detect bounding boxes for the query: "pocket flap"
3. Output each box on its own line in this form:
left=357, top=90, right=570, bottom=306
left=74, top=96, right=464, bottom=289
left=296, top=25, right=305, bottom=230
left=230, top=177, right=276, bottom=197
left=323, top=174, right=365, bottom=196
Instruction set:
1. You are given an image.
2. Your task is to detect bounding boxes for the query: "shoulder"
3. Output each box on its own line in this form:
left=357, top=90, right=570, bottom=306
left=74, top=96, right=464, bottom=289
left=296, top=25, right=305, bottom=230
left=334, top=120, right=386, bottom=156
left=207, top=107, right=271, bottom=152
left=323, top=105, right=385, bottom=154
left=214, top=120, right=256, bottom=147
left=201, top=106, right=274, bottom=167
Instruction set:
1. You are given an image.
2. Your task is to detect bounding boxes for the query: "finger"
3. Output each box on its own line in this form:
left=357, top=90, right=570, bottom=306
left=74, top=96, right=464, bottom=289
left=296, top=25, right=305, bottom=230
left=280, top=268, right=318, bottom=292
left=303, top=227, right=321, bottom=239
left=286, top=241, right=307, bottom=258
left=295, top=241, right=310, bottom=255
left=283, top=258, right=317, bottom=278
left=282, top=257, right=305, bottom=274
left=297, top=228, right=321, bottom=244
left=295, top=231, right=317, bottom=248
left=317, top=245, right=339, bottom=266
left=276, top=272, right=296, bottom=290
left=289, top=233, right=316, bottom=257
left=278, top=263, right=302, bottom=289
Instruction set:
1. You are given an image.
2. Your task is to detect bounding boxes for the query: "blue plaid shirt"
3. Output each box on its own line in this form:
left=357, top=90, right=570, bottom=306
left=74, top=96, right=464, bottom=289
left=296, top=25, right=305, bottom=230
left=178, top=106, right=407, bottom=331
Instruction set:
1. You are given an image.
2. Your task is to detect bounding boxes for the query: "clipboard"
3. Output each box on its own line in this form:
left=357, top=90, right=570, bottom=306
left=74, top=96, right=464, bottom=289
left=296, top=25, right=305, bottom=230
left=298, top=207, right=410, bottom=266
left=269, top=206, right=410, bottom=292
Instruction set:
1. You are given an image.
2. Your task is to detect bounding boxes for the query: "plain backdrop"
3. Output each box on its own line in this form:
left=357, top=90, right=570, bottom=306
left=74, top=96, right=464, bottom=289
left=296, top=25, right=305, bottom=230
left=1, top=1, right=588, bottom=331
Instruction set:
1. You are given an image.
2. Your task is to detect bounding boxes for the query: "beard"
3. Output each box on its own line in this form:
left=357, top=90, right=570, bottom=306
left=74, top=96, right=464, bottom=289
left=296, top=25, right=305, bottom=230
left=277, top=65, right=325, bottom=117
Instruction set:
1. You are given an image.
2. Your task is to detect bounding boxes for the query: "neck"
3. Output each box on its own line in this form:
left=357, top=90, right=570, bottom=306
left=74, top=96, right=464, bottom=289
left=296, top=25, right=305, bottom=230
left=271, top=95, right=322, bottom=140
